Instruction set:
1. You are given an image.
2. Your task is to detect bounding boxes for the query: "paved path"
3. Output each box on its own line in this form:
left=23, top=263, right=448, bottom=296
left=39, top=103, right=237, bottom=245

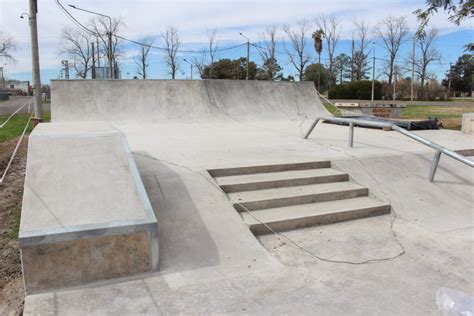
left=0, top=96, right=50, bottom=116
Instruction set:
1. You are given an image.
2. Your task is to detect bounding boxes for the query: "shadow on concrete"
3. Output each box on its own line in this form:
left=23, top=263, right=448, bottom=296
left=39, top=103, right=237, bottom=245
left=133, top=152, right=220, bottom=273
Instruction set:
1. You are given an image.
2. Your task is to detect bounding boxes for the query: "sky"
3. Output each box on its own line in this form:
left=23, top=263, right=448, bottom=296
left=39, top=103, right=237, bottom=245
left=0, top=0, right=472, bottom=83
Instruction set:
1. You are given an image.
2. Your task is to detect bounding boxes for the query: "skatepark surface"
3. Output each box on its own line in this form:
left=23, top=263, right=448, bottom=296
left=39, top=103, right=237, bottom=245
left=23, top=80, right=473, bottom=315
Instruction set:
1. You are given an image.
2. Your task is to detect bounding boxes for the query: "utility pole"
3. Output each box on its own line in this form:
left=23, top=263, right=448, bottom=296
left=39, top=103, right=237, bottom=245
left=108, top=31, right=113, bottom=79
left=91, top=42, right=96, bottom=79
left=393, top=66, right=397, bottom=101
left=96, top=37, right=100, bottom=67
left=351, top=36, right=355, bottom=82
left=371, top=43, right=376, bottom=106
left=239, top=33, right=250, bottom=80
left=24, top=0, right=43, bottom=120
left=447, top=62, right=452, bottom=99
left=411, top=35, right=416, bottom=101
left=317, top=52, right=321, bottom=91
left=0, top=66, right=5, bottom=90
left=61, top=60, right=69, bottom=79
left=68, top=5, right=113, bottom=79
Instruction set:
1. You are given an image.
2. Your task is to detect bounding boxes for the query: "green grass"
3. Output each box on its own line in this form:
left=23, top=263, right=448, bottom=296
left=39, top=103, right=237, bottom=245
left=0, top=112, right=51, bottom=143
left=400, top=105, right=473, bottom=130
left=8, top=207, right=21, bottom=240
left=323, top=101, right=341, bottom=116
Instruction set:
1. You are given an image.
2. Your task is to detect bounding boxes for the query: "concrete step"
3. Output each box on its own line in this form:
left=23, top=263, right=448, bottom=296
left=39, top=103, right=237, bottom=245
left=240, top=197, right=391, bottom=235
left=216, top=168, right=349, bottom=193
left=230, top=182, right=368, bottom=211
left=208, top=161, right=331, bottom=177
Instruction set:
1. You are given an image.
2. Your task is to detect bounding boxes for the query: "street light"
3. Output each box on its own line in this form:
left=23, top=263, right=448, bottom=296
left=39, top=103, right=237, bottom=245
left=182, top=59, right=193, bottom=80
left=371, top=41, right=376, bottom=106
left=68, top=4, right=113, bottom=79
left=239, top=32, right=250, bottom=80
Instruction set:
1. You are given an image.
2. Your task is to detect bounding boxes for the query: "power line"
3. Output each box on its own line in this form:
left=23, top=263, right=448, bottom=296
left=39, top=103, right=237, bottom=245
left=115, top=34, right=246, bottom=54
left=55, top=0, right=98, bottom=36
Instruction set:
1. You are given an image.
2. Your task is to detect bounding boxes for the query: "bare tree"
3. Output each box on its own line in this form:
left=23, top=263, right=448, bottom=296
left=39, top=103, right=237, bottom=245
left=207, top=29, right=219, bottom=79
left=353, top=19, right=371, bottom=80
left=192, top=50, right=206, bottom=78
left=60, top=27, right=93, bottom=79
left=374, top=16, right=409, bottom=86
left=0, top=31, right=16, bottom=64
left=162, top=26, right=181, bottom=79
left=415, top=28, right=441, bottom=91
left=90, top=16, right=124, bottom=77
left=256, top=25, right=280, bottom=80
left=283, top=20, right=312, bottom=81
left=134, top=37, right=154, bottom=79
left=314, top=15, right=341, bottom=85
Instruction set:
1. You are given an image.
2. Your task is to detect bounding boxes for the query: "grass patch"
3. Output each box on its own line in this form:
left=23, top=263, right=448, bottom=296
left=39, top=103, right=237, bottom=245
left=0, top=112, right=51, bottom=143
left=323, top=101, right=341, bottom=116
left=400, top=105, right=473, bottom=130
left=9, top=207, right=21, bottom=240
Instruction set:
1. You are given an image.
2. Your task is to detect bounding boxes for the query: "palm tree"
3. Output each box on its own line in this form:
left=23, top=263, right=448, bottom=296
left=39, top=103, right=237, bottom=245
left=312, top=29, right=324, bottom=91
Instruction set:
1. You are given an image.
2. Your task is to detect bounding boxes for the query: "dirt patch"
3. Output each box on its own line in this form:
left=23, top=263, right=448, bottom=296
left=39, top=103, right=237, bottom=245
left=0, top=136, right=28, bottom=315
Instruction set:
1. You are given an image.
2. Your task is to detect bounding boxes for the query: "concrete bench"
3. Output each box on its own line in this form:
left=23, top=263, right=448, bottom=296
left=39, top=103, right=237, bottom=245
left=19, top=122, right=158, bottom=293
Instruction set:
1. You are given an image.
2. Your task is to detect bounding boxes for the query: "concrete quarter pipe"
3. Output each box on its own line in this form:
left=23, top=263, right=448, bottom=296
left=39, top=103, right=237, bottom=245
left=51, top=79, right=330, bottom=123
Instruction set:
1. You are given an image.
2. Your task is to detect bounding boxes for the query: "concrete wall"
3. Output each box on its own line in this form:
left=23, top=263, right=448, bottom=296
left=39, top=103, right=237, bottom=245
left=51, top=80, right=329, bottom=123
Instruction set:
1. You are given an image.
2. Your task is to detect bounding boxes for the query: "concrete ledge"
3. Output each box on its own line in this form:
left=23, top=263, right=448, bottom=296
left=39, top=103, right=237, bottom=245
left=461, top=113, right=474, bottom=135
left=19, top=121, right=158, bottom=293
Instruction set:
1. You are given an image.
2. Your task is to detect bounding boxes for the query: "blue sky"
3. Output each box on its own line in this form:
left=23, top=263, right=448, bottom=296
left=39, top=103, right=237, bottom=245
left=0, top=0, right=472, bottom=83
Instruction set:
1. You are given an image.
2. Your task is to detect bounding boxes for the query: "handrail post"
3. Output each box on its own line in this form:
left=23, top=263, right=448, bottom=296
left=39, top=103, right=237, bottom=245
left=303, top=118, right=320, bottom=139
left=349, top=122, right=354, bottom=147
left=429, top=151, right=442, bottom=182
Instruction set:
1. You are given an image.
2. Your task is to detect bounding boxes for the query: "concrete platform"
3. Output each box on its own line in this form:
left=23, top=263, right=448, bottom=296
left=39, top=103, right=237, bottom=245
left=20, top=122, right=159, bottom=293
left=23, top=80, right=474, bottom=314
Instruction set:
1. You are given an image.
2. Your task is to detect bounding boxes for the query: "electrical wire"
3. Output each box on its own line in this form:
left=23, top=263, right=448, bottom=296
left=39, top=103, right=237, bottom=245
left=55, top=0, right=99, bottom=36
left=115, top=34, right=247, bottom=54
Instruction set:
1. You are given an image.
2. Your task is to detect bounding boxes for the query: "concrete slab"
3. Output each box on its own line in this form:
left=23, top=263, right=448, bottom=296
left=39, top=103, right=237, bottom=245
left=23, top=80, right=474, bottom=314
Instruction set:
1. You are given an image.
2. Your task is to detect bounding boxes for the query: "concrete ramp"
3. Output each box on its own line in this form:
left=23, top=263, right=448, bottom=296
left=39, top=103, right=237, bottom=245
left=51, top=80, right=329, bottom=123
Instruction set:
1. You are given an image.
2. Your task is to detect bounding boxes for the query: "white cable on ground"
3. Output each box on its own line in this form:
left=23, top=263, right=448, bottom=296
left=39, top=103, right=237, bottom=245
left=133, top=152, right=406, bottom=265
left=236, top=202, right=406, bottom=265
left=0, top=101, right=30, bottom=129
left=0, top=114, right=32, bottom=185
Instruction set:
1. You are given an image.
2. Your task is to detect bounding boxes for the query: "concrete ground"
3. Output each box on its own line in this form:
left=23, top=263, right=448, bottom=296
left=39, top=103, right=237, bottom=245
left=23, top=120, right=474, bottom=315
left=22, top=81, right=474, bottom=314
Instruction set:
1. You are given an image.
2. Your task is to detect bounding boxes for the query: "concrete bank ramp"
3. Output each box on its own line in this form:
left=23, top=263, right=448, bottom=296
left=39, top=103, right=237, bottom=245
left=51, top=80, right=329, bottom=123
left=20, top=122, right=159, bottom=293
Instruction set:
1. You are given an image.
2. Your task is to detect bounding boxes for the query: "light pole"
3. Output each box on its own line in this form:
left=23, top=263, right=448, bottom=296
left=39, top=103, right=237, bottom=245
left=239, top=32, right=250, bottom=80
left=0, top=63, right=6, bottom=90
left=371, top=41, right=376, bottom=106
left=21, top=6, right=42, bottom=120
left=410, top=35, right=416, bottom=101
left=183, top=59, right=193, bottom=79
left=68, top=4, right=113, bottom=79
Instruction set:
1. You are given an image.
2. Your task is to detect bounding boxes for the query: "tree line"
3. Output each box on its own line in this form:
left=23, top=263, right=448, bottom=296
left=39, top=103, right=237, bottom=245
left=0, top=0, right=471, bottom=99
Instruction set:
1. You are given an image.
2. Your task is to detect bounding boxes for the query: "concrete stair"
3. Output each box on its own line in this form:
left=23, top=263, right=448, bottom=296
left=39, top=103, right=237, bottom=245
left=209, top=161, right=390, bottom=235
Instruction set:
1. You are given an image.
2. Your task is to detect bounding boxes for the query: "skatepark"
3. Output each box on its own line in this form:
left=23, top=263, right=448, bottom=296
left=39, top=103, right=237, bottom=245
left=19, top=80, right=473, bottom=314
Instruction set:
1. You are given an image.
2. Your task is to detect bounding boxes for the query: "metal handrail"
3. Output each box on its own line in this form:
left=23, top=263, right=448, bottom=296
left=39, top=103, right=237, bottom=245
left=303, top=116, right=474, bottom=182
